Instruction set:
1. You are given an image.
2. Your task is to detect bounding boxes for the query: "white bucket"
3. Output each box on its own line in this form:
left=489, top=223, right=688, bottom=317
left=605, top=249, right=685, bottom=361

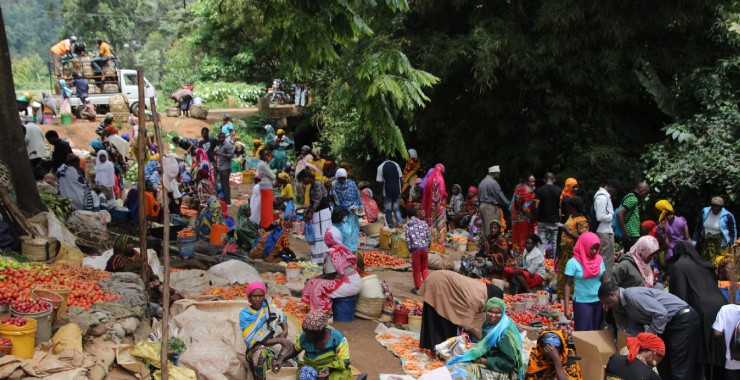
left=359, top=274, right=383, bottom=298
left=286, top=268, right=302, bottom=284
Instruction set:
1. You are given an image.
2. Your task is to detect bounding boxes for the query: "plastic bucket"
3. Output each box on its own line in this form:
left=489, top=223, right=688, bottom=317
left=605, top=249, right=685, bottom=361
left=359, top=274, right=383, bottom=299
left=536, top=294, right=549, bottom=306
left=466, top=241, right=478, bottom=252
left=177, top=235, right=196, bottom=258
left=286, top=268, right=302, bottom=284
left=209, top=224, right=228, bottom=245
left=31, top=285, right=70, bottom=315
left=42, top=114, right=53, bottom=125
left=392, top=308, right=409, bottom=325
left=60, top=113, right=72, bottom=125
left=379, top=229, right=392, bottom=249
left=332, top=296, right=357, bottom=322
left=0, top=317, right=36, bottom=359
left=242, top=171, right=255, bottom=184
left=11, top=300, right=53, bottom=345
left=408, top=315, right=422, bottom=333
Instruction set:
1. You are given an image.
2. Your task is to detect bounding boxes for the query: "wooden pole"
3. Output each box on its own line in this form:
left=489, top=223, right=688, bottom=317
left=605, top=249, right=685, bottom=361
left=152, top=97, right=170, bottom=380
left=136, top=70, right=148, bottom=285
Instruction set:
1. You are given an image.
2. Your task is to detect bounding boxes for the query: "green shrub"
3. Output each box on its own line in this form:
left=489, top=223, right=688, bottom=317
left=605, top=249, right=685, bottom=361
left=196, top=82, right=265, bottom=107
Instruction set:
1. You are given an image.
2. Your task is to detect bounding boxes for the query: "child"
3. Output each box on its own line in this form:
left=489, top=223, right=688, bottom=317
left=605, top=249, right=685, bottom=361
left=405, top=207, right=432, bottom=294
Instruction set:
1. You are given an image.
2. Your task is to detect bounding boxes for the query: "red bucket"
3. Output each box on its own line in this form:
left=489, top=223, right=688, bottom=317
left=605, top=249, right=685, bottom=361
left=392, top=308, right=409, bottom=325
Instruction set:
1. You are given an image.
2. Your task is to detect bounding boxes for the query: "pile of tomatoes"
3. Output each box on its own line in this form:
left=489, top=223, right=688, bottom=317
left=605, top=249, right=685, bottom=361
left=1, top=317, right=28, bottom=327
left=362, top=251, right=406, bottom=268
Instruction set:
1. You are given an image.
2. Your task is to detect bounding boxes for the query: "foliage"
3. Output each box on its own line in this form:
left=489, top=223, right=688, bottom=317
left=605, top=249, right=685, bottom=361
left=10, top=54, right=48, bottom=89
left=195, top=82, right=265, bottom=107
left=1, top=0, right=62, bottom=58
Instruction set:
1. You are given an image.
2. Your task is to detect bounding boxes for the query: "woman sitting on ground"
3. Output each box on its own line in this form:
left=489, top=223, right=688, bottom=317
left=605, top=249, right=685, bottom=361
left=195, top=196, right=225, bottom=241
left=484, top=220, right=512, bottom=279
left=302, top=227, right=361, bottom=313
left=445, top=297, right=524, bottom=379
left=240, top=282, right=291, bottom=380
left=106, top=234, right=146, bottom=273
left=195, top=169, right=217, bottom=205
left=236, top=204, right=259, bottom=251
left=504, top=234, right=546, bottom=293
left=272, top=310, right=354, bottom=380
left=525, top=330, right=582, bottom=380
left=57, top=154, right=96, bottom=211
left=605, top=332, right=664, bottom=380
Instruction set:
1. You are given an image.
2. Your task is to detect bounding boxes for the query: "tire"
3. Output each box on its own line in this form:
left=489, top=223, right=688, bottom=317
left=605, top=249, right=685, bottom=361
left=130, top=102, right=139, bottom=115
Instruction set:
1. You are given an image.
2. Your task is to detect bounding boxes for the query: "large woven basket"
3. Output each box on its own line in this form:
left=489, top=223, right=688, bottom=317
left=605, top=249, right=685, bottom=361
left=21, top=236, right=60, bottom=262
left=109, top=94, right=129, bottom=109
left=354, top=296, right=385, bottom=320
left=112, top=111, right=128, bottom=124
left=191, top=104, right=208, bottom=119
left=360, top=222, right=383, bottom=238
left=166, top=107, right=180, bottom=117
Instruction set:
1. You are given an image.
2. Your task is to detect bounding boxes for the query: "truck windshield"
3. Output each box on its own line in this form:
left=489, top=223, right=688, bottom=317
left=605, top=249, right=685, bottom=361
left=124, top=75, right=137, bottom=86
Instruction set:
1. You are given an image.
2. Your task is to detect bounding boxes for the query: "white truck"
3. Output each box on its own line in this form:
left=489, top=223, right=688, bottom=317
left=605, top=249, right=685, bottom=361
left=50, top=57, right=156, bottom=116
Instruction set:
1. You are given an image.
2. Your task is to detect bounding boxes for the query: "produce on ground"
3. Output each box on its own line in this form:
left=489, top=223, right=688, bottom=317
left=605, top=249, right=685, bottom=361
left=361, top=251, right=406, bottom=268
left=177, top=228, right=196, bottom=238
left=272, top=294, right=308, bottom=324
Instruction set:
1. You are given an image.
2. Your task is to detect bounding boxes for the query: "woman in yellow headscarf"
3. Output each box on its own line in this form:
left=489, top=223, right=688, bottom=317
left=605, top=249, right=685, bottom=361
left=559, top=178, right=578, bottom=222
left=654, top=200, right=690, bottom=263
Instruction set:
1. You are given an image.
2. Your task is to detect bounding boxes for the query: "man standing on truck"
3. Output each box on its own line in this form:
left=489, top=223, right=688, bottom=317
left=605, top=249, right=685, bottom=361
left=91, top=38, right=113, bottom=76
left=50, top=36, right=77, bottom=76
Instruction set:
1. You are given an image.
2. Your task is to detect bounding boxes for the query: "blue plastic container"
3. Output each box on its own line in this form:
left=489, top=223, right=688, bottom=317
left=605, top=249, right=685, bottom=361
left=720, top=287, right=740, bottom=302
left=177, top=236, right=196, bottom=258
left=332, top=296, right=357, bottom=322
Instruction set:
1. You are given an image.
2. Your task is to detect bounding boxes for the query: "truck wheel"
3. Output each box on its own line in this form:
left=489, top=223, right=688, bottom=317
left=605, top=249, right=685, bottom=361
left=130, top=102, right=140, bottom=115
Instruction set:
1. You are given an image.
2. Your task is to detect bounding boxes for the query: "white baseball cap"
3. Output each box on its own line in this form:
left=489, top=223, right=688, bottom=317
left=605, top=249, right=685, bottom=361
left=488, top=165, right=501, bottom=173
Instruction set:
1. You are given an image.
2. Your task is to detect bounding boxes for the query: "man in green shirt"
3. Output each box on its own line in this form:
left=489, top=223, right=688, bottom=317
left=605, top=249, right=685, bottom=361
left=617, top=181, right=650, bottom=250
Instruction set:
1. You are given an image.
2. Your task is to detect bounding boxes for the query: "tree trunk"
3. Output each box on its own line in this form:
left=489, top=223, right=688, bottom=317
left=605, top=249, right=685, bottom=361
left=0, top=7, right=45, bottom=215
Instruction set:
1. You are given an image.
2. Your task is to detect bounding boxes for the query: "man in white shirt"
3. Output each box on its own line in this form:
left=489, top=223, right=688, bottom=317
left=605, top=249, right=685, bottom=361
left=23, top=116, right=47, bottom=179
left=713, top=304, right=740, bottom=378
left=593, top=178, right=621, bottom=275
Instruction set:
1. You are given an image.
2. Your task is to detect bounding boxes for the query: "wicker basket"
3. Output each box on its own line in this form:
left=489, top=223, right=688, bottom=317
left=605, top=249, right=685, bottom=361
left=191, top=104, right=209, bottom=119
left=354, top=296, right=385, bottom=320
left=166, top=107, right=180, bottom=117
left=515, top=322, right=545, bottom=336
left=21, top=236, right=60, bottom=262
left=360, top=222, right=383, bottom=238
left=109, top=94, right=129, bottom=108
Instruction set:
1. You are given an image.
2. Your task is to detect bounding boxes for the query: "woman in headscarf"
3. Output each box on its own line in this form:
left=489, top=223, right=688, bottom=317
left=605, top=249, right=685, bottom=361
left=239, top=282, right=290, bottom=380
left=641, top=220, right=658, bottom=237
left=654, top=200, right=691, bottom=263
left=668, top=241, right=727, bottom=380
left=302, top=227, right=361, bottom=313
left=448, top=184, right=464, bottom=228
left=331, top=169, right=364, bottom=251
left=360, top=188, right=379, bottom=223
left=144, top=154, right=161, bottom=188
left=57, top=154, right=96, bottom=211
left=94, top=150, right=115, bottom=198
left=264, top=124, right=276, bottom=149
left=422, top=164, right=448, bottom=245
left=557, top=196, right=589, bottom=301
left=510, top=175, right=537, bottom=256
left=298, top=169, right=332, bottom=264
left=612, top=235, right=660, bottom=289
left=606, top=333, right=664, bottom=380
left=195, top=169, right=217, bottom=204
left=124, top=188, right=139, bottom=220
left=233, top=141, right=247, bottom=172
left=444, top=297, right=524, bottom=380
left=192, top=148, right=215, bottom=186
left=276, top=172, right=295, bottom=202
left=563, top=232, right=605, bottom=331
left=236, top=204, right=259, bottom=250
left=195, top=196, right=226, bottom=241
left=106, top=235, right=145, bottom=273
left=39, top=92, right=57, bottom=125
left=270, top=128, right=293, bottom=171
left=401, top=148, right=421, bottom=196
left=461, top=186, right=479, bottom=216
left=420, top=270, right=504, bottom=350
left=525, top=330, right=582, bottom=380
left=273, top=310, right=353, bottom=380
left=484, top=220, right=511, bottom=279
left=559, top=178, right=579, bottom=223
left=694, top=196, right=737, bottom=262
left=58, top=79, right=72, bottom=114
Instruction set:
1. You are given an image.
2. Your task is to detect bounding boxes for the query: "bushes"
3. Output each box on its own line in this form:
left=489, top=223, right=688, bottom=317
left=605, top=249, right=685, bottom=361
left=196, top=82, right=265, bottom=107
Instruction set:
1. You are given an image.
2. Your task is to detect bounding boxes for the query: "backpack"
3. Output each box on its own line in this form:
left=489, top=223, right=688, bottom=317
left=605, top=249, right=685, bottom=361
left=612, top=194, right=637, bottom=240
left=588, top=193, right=608, bottom=233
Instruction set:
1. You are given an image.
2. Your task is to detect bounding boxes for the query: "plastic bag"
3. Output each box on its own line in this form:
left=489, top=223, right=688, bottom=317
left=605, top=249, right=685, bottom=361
left=52, top=323, right=83, bottom=354
left=434, top=335, right=470, bottom=361
left=130, top=339, right=162, bottom=368
left=53, top=243, right=85, bottom=265
left=305, top=221, right=316, bottom=244
left=154, top=363, right=198, bottom=380
left=206, top=260, right=262, bottom=285
left=284, top=200, right=296, bottom=220
left=28, top=211, right=76, bottom=246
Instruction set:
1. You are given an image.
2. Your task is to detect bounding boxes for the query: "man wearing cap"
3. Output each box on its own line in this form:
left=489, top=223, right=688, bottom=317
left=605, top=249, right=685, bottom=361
left=694, top=196, right=737, bottom=262
left=23, top=116, right=48, bottom=179
left=478, top=165, right=510, bottom=240
left=50, top=36, right=76, bottom=76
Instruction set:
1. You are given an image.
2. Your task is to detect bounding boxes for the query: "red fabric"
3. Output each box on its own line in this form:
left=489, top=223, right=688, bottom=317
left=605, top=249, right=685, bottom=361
left=512, top=220, right=535, bottom=256
left=260, top=188, right=274, bottom=229
left=361, top=188, right=379, bottom=222
left=504, top=267, right=544, bottom=288
left=627, top=333, right=665, bottom=363
left=301, top=228, right=358, bottom=312
left=573, top=232, right=603, bottom=279
left=411, top=248, right=429, bottom=289
left=421, top=164, right=447, bottom=223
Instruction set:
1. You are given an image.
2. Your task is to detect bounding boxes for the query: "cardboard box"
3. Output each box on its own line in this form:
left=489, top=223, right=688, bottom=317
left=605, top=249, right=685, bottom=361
left=571, top=330, right=629, bottom=380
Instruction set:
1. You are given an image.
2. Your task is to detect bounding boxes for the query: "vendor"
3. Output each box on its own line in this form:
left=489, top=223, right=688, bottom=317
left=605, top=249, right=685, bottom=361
left=240, top=282, right=290, bottom=380
left=504, top=234, right=546, bottom=293
left=446, top=297, right=524, bottom=379
left=195, top=196, right=226, bottom=241
left=563, top=232, right=605, bottom=331
left=484, top=220, right=512, bottom=279
left=525, top=330, right=583, bottom=380
left=419, top=270, right=503, bottom=350
left=302, top=227, right=361, bottom=313
left=272, top=310, right=354, bottom=380
left=236, top=204, right=259, bottom=250
left=605, top=333, right=664, bottom=380
left=144, top=180, right=162, bottom=223
left=276, top=172, right=295, bottom=203
left=106, top=235, right=145, bottom=273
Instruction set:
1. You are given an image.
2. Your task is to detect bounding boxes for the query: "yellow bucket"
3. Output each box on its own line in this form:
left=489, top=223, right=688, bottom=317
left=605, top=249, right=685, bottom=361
left=408, top=315, right=422, bottom=333
left=379, top=229, right=392, bottom=250
left=0, top=317, right=37, bottom=359
left=242, top=171, right=255, bottom=184
left=390, top=234, right=409, bottom=258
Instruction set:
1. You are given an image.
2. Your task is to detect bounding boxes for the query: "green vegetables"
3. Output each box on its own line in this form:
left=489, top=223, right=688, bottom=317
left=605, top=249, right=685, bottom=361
left=167, top=337, right=186, bottom=355
left=40, top=193, right=72, bottom=222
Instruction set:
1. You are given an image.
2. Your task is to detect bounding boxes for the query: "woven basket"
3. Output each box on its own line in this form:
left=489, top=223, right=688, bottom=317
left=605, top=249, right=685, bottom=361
left=515, top=322, right=545, bottom=336
left=354, top=296, right=385, bottom=320
left=109, top=94, right=129, bottom=108
left=112, top=111, right=128, bottom=124
left=21, top=236, right=60, bottom=262
left=166, top=107, right=180, bottom=117
left=360, top=222, right=383, bottom=238
left=191, top=104, right=209, bottom=119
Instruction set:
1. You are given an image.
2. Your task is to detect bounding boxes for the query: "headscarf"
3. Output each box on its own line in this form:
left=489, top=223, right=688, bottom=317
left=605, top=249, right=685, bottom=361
left=113, top=234, right=133, bottom=256
left=641, top=220, right=657, bottom=237
left=195, top=196, right=226, bottom=241
left=335, top=168, right=348, bottom=178
left=41, top=92, right=58, bottom=115
left=324, top=226, right=358, bottom=276
left=278, top=172, right=290, bottom=182
left=246, top=281, right=267, bottom=297
left=361, top=188, right=379, bottom=223
left=421, top=164, right=447, bottom=219
left=264, top=125, right=276, bottom=143
left=236, top=204, right=259, bottom=249
left=194, top=148, right=210, bottom=165
left=560, top=178, right=578, bottom=203
left=448, top=297, right=523, bottom=379
left=672, top=240, right=715, bottom=269
left=511, top=181, right=536, bottom=222
left=629, top=236, right=659, bottom=287
left=91, top=140, right=104, bottom=152
left=303, top=310, right=329, bottom=331
left=124, top=188, right=139, bottom=215
left=332, top=177, right=362, bottom=209
left=240, top=281, right=286, bottom=351
left=572, top=232, right=603, bottom=279
left=276, top=128, right=285, bottom=135
left=94, top=150, right=115, bottom=188
left=626, top=333, right=665, bottom=364
left=527, top=330, right=582, bottom=380
left=655, top=199, right=674, bottom=224
left=408, top=149, right=418, bottom=159
left=468, top=186, right=478, bottom=196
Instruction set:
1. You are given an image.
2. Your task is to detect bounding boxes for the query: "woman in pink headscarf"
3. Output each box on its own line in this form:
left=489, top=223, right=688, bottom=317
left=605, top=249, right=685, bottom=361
left=563, top=232, right=605, bottom=331
left=421, top=164, right=448, bottom=245
left=360, top=187, right=379, bottom=223
left=301, top=227, right=361, bottom=313
left=192, top=147, right=215, bottom=186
